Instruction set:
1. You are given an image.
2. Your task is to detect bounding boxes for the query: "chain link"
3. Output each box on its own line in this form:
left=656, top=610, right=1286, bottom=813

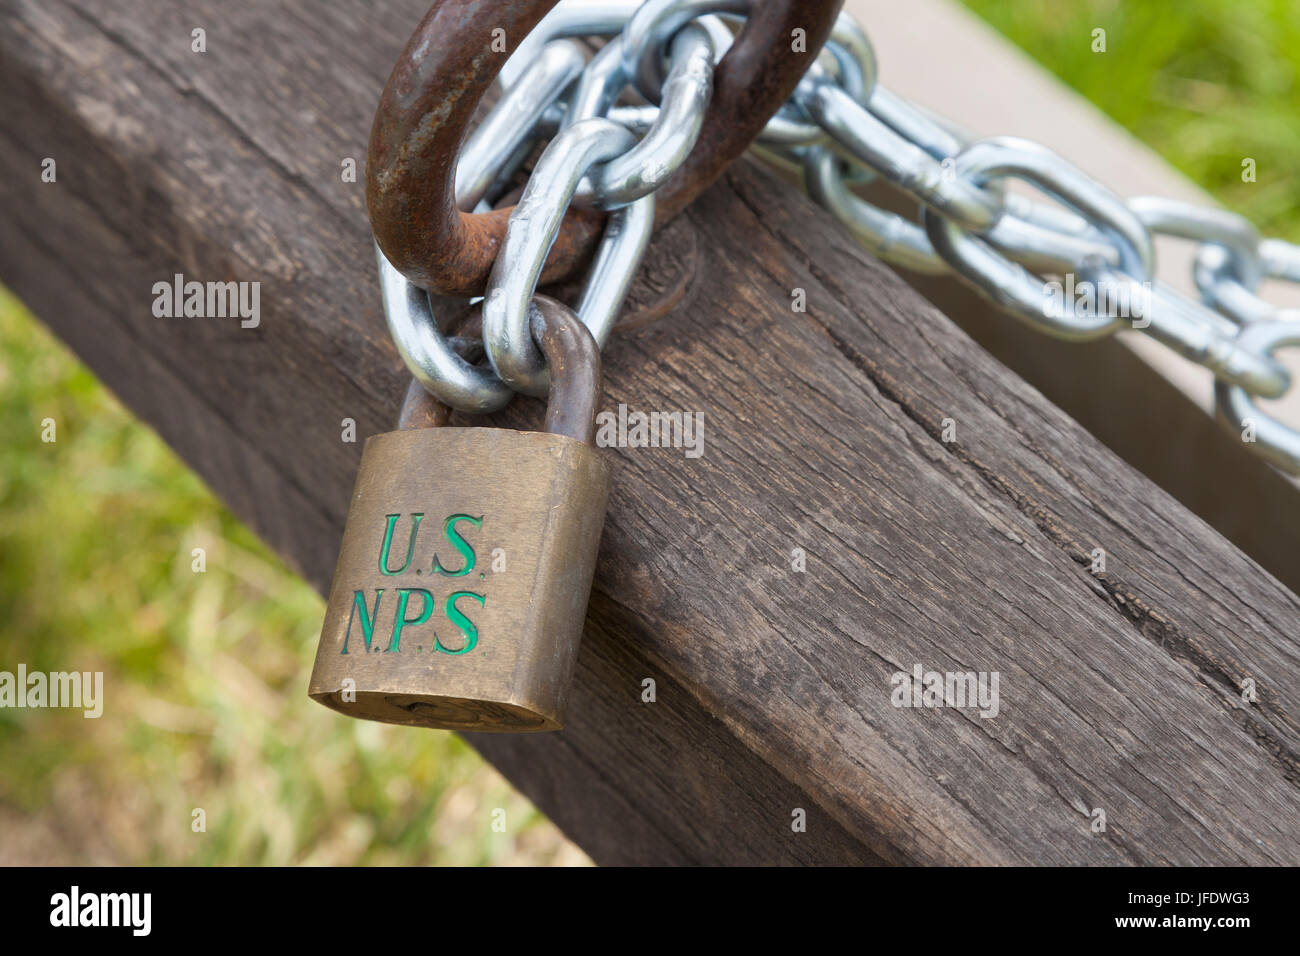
left=383, top=1, right=1300, bottom=474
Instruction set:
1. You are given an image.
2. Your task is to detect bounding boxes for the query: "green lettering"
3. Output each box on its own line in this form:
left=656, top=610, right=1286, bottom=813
left=439, top=591, right=485, bottom=655
left=379, top=513, right=424, bottom=575
left=390, top=588, right=434, bottom=652
left=432, top=514, right=482, bottom=577
left=341, top=589, right=384, bottom=654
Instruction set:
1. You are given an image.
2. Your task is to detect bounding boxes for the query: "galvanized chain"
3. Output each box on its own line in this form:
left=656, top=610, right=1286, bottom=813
left=383, top=0, right=724, bottom=411
left=385, top=0, right=1300, bottom=474
left=777, top=27, right=1300, bottom=474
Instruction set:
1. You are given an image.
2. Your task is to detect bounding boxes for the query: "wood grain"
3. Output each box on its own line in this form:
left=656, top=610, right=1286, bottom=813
left=1, top=0, right=1297, bottom=864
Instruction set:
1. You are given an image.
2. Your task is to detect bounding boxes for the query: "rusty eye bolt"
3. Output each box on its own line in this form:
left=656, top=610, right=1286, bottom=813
left=366, top=0, right=843, bottom=297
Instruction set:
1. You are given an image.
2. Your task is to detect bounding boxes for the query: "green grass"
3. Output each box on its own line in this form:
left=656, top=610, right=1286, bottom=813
left=0, top=288, right=585, bottom=865
left=958, top=0, right=1300, bottom=241
left=3, top=0, right=1296, bottom=866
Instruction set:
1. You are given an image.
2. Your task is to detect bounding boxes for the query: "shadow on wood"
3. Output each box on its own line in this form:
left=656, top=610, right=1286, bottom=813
left=1, top=0, right=1297, bottom=864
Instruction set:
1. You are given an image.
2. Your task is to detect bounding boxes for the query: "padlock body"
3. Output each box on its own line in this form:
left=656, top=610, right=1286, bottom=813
left=309, top=427, right=610, bottom=732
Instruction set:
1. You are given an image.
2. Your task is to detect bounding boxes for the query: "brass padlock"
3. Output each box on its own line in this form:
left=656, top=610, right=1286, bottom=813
left=309, top=297, right=610, bottom=732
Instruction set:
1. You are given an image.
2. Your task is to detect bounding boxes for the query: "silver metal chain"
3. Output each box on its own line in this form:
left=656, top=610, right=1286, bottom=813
left=383, top=0, right=1300, bottom=475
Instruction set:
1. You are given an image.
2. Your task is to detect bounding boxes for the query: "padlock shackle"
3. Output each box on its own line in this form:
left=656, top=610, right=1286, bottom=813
left=531, top=296, right=602, bottom=445
left=397, top=377, right=453, bottom=430
left=396, top=295, right=601, bottom=444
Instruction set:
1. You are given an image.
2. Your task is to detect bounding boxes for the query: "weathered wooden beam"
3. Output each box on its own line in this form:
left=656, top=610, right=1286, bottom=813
left=844, top=0, right=1300, bottom=597
left=2, top=0, right=1298, bottom=864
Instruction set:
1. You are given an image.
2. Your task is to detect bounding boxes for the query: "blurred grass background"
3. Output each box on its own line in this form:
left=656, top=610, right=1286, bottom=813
left=2, top=0, right=1298, bottom=865
left=0, top=287, right=587, bottom=865
left=959, top=0, right=1300, bottom=241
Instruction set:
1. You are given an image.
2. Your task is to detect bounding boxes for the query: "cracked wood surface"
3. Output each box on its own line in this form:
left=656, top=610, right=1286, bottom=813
left=2, top=0, right=1298, bottom=864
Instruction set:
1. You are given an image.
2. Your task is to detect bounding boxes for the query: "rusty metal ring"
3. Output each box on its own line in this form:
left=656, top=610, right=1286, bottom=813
left=367, top=0, right=843, bottom=297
